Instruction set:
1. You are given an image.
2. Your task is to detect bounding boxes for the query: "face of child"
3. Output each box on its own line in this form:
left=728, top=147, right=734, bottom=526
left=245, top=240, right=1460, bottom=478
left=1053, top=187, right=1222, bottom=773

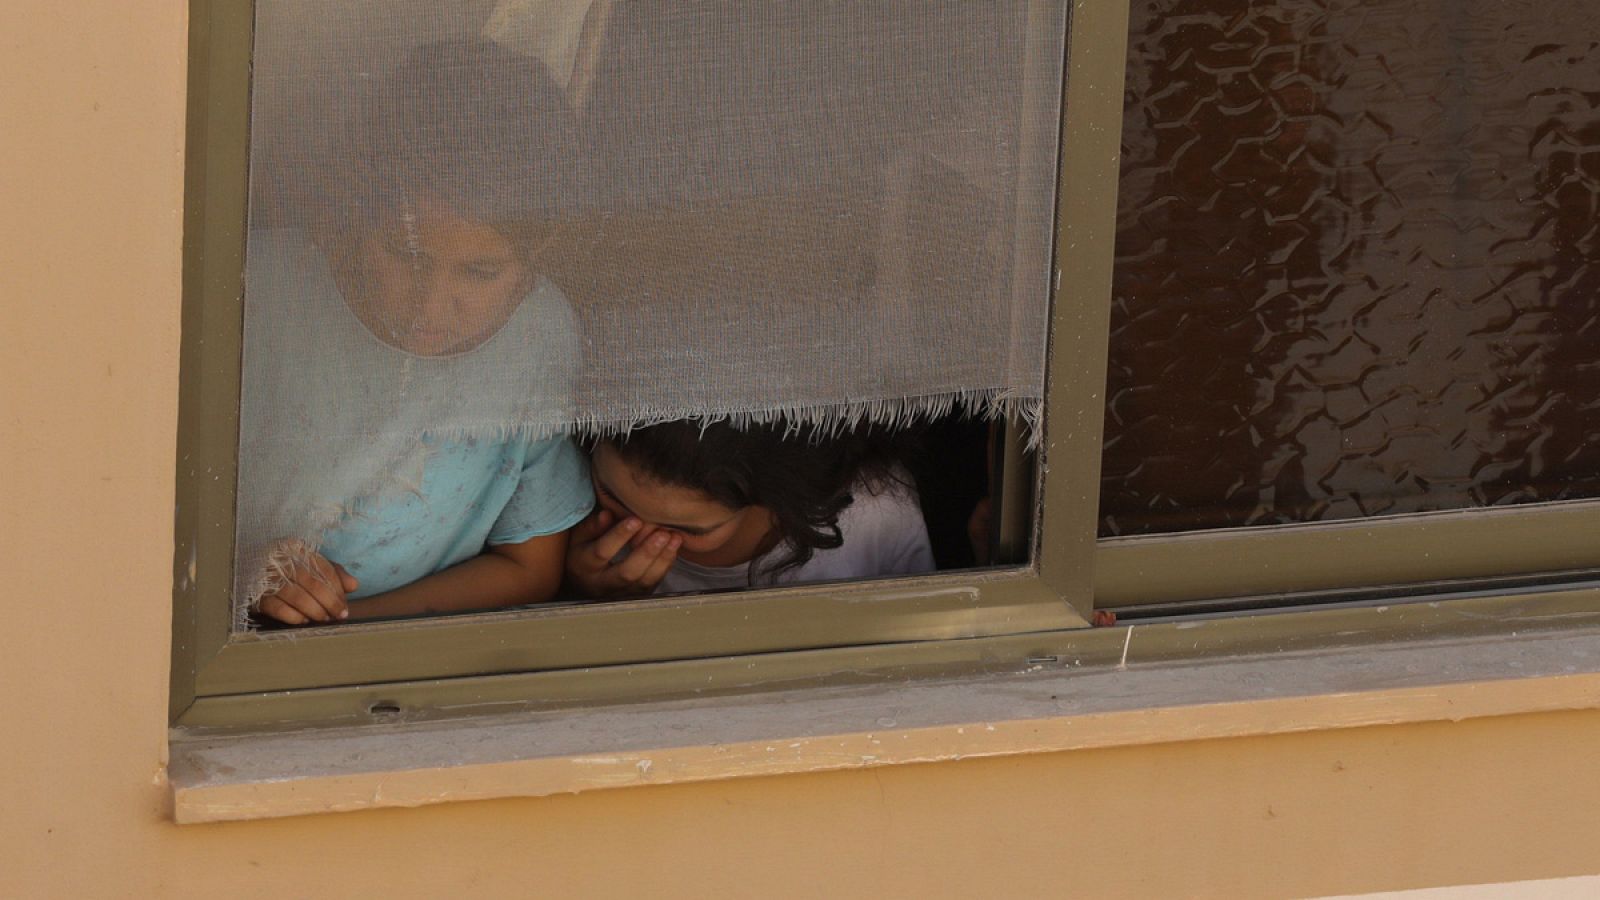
left=590, top=443, right=774, bottom=563
left=348, top=201, right=531, bottom=356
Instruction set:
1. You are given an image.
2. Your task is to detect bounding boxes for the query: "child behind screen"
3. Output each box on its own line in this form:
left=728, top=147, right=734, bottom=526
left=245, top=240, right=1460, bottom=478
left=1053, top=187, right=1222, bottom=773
left=237, top=39, right=593, bottom=625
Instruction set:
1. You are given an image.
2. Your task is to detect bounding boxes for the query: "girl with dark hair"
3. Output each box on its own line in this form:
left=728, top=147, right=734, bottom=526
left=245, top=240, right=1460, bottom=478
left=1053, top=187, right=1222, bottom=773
left=239, top=39, right=593, bottom=626
left=565, top=421, right=935, bottom=597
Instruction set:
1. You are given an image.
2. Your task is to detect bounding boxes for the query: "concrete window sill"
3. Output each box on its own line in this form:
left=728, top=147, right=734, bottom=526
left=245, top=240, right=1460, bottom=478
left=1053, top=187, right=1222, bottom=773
left=168, top=624, right=1600, bottom=823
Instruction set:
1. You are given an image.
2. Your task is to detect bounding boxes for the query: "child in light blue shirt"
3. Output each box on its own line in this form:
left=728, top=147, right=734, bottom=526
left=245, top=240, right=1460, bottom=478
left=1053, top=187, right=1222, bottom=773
left=236, top=39, right=592, bottom=625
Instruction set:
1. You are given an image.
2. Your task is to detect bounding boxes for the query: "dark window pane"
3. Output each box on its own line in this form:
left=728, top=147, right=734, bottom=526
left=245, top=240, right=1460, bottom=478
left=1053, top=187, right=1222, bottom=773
left=1102, top=0, right=1600, bottom=536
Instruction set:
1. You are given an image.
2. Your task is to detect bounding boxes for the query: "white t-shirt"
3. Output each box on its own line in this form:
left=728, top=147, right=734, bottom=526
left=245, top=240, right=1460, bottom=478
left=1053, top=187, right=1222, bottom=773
left=653, top=481, right=935, bottom=595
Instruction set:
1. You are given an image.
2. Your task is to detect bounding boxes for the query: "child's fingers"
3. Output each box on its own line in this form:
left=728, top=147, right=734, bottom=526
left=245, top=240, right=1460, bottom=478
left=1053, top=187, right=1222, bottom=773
left=614, top=531, right=673, bottom=583
left=274, top=582, right=333, bottom=623
left=332, top=562, right=360, bottom=594
left=303, top=580, right=348, bottom=621
left=257, top=593, right=309, bottom=626
left=586, top=517, right=642, bottom=566
left=635, top=536, right=681, bottom=589
left=306, top=555, right=351, bottom=619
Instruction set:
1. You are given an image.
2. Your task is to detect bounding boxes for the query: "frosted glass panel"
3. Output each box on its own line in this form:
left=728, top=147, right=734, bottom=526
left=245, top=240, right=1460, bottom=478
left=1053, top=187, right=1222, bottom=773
left=1103, top=0, right=1600, bottom=535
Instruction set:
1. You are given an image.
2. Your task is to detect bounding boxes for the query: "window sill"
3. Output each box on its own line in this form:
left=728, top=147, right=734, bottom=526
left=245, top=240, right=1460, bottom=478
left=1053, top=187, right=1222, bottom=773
left=168, top=608, right=1600, bottom=824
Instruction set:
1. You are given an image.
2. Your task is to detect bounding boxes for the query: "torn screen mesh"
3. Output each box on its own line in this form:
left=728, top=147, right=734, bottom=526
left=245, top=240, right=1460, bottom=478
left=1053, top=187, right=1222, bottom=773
left=232, top=1, right=1067, bottom=620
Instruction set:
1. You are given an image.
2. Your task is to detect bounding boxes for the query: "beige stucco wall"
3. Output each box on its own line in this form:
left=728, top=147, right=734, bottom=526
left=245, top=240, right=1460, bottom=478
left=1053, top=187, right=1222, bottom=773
left=4, top=3, right=1600, bottom=897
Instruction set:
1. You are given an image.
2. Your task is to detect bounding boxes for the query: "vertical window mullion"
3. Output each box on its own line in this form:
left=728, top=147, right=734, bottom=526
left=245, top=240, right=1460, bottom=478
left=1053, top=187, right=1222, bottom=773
left=1035, top=0, right=1132, bottom=618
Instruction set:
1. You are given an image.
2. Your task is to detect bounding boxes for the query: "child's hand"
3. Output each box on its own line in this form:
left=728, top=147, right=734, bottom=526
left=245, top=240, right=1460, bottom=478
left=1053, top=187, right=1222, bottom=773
left=564, top=508, right=681, bottom=598
left=256, top=549, right=359, bottom=625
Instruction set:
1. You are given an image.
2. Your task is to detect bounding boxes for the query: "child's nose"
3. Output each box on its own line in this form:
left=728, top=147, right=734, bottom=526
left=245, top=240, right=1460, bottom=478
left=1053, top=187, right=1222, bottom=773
left=411, top=274, right=453, bottom=322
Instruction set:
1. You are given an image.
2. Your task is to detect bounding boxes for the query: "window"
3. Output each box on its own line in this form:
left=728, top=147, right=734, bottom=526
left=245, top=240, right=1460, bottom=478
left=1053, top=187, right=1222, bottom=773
left=1096, top=0, right=1600, bottom=610
left=173, top=0, right=1600, bottom=734
left=173, top=0, right=1102, bottom=728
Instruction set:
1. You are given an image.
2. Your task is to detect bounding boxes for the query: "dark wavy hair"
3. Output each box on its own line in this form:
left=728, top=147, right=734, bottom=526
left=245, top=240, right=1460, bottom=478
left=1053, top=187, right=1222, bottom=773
left=598, top=421, right=915, bottom=577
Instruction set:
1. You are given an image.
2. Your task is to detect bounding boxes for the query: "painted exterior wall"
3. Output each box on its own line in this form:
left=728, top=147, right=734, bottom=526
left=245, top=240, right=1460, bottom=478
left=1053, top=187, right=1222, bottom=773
left=4, top=4, right=1599, bottom=897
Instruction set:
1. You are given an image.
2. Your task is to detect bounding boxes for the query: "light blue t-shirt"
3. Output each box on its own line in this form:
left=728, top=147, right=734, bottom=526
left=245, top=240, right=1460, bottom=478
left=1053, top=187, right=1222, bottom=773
left=235, top=229, right=593, bottom=607
left=320, top=434, right=592, bottom=599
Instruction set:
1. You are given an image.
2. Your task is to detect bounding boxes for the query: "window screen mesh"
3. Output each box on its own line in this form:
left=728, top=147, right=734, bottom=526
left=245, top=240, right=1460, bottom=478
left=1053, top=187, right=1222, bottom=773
left=1103, top=0, right=1600, bottom=536
left=233, top=1, right=1067, bottom=618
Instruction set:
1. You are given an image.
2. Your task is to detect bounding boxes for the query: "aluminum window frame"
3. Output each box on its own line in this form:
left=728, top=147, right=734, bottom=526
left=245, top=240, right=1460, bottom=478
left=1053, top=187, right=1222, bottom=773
left=170, top=0, right=1127, bottom=729
left=173, top=0, right=1600, bottom=735
left=1097, top=499, right=1600, bottom=609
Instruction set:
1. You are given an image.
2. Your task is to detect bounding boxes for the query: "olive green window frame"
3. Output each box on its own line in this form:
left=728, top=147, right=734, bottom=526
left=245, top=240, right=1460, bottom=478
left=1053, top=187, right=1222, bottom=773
left=174, top=0, right=1600, bottom=734
left=1097, top=500, right=1600, bottom=610
left=169, top=0, right=1126, bottom=729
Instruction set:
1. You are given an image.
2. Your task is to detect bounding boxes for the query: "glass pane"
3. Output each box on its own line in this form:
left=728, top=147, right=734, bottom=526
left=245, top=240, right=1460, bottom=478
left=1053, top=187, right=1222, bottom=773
left=1103, top=0, right=1600, bottom=536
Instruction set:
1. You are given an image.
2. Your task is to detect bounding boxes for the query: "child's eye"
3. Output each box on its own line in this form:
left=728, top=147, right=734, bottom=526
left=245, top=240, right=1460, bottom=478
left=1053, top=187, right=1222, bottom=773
left=462, top=264, right=505, bottom=281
